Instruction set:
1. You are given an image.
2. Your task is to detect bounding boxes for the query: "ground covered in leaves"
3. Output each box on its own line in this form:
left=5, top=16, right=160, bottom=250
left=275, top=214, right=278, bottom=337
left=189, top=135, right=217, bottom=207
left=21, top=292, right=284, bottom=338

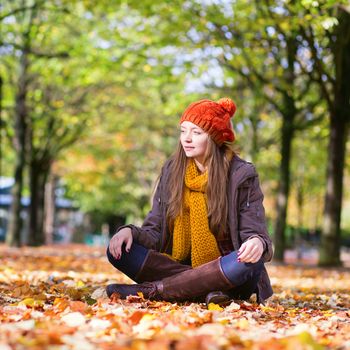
left=0, top=245, right=349, bottom=350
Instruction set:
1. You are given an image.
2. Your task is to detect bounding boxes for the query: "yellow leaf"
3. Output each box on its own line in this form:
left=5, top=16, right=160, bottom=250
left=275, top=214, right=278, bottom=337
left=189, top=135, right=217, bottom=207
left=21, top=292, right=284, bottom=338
left=208, top=303, right=224, bottom=311
left=18, top=298, right=44, bottom=308
left=141, top=314, right=155, bottom=321
left=282, top=331, right=324, bottom=350
left=218, top=318, right=230, bottom=325
left=19, top=298, right=35, bottom=307
left=260, top=305, right=275, bottom=312
left=76, top=280, right=85, bottom=288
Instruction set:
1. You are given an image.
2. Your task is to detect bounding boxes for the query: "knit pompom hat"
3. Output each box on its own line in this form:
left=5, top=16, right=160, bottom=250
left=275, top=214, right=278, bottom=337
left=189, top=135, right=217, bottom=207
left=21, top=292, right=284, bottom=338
left=180, top=97, right=236, bottom=145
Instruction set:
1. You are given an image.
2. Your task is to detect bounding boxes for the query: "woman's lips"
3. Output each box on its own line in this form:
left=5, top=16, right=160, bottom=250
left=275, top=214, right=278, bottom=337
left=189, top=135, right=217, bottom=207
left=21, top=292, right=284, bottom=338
left=184, top=146, right=194, bottom=151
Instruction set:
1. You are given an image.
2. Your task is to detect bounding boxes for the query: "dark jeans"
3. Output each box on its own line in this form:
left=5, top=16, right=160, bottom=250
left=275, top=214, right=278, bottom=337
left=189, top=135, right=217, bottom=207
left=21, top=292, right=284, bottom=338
left=107, top=242, right=263, bottom=301
left=221, top=251, right=263, bottom=300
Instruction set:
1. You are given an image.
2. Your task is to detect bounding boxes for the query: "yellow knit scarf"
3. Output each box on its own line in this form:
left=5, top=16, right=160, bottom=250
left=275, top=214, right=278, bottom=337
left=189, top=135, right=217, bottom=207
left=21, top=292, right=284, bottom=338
left=171, top=159, right=221, bottom=267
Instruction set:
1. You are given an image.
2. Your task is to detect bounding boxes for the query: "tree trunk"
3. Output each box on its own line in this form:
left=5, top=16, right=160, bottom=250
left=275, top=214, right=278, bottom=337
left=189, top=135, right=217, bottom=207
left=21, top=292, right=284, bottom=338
left=6, top=163, right=25, bottom=246
left=296, top=181, right=304, bottom=229
left=44, top=172, right=57, bottom=245
left=28, top=160, right=50, bottom=246
left=296, top=179, right=304, bottom=261
left=273, top=114, right=295, bottom=262
left=319, top=116, right=348, bottom=266
left=319, top=8, right=350, bottom=266
left=107, top=214, right=127, bottom=237
left=6, top=50, right=29, bottom=247
left=273, top=36, right=297, bottom=262
left=249, top=109, right=259, bottom=163
left=0, top=75, right=3, bottom=179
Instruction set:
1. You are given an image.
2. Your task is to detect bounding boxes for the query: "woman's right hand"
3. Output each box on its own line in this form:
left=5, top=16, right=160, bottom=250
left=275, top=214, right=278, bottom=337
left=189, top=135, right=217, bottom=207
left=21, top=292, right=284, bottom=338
left=109, top=227, right=133, bottom=260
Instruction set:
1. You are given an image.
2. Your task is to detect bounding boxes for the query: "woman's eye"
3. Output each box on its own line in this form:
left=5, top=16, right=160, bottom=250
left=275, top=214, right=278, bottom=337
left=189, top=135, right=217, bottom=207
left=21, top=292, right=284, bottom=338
left=194, top=131, right=201, bottom=135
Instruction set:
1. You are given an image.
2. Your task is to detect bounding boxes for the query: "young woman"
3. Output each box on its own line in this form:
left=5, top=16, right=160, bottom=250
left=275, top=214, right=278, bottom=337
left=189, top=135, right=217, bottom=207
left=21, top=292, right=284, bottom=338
left=106, top=97, right=273, bottom=305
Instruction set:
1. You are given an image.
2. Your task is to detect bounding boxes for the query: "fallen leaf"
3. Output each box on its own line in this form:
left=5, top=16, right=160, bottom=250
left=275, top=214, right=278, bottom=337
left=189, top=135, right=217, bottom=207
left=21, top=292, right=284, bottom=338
left=61, top=312, right=86, bottom=327
left=208, top=303, right=224, bottom=311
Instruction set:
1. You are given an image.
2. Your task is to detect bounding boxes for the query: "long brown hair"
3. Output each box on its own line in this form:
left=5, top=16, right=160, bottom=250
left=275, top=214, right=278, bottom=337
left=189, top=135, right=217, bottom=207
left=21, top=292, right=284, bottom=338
left=166, top=138, right=235, bottom=237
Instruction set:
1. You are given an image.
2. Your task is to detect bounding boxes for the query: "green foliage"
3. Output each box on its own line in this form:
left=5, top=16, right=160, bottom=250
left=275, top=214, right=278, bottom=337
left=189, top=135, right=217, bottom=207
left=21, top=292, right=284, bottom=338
left=1, top=0, right=349, bottom=234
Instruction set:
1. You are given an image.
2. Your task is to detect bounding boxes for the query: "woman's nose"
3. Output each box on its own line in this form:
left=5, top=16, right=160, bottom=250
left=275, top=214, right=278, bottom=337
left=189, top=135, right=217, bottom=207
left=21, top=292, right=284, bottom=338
left=184, top=132, right=192, bottom=142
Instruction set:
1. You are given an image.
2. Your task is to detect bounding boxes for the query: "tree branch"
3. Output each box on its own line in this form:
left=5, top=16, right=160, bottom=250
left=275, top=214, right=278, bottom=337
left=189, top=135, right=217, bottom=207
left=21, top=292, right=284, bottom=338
left=297, top=26, right=334, bottom=110
left=220, top=57, right=284, bottom=114
left=0, top=4, right=36, bottom=21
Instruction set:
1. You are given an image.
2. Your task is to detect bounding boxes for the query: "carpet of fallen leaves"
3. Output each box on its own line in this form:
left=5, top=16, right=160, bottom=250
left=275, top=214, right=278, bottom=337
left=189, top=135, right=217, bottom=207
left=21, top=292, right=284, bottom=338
left=0, top=244, right=349, bottom=350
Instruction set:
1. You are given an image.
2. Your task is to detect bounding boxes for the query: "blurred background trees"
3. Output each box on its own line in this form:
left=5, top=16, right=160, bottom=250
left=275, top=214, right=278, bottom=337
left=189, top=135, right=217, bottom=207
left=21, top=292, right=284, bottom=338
left=0, top=0, right=349, bottom=266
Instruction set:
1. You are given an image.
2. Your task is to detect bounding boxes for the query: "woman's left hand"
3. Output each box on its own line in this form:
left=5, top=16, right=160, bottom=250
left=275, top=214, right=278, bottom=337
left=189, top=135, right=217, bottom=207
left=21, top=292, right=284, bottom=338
left=238, top=237, right=264, bottom=263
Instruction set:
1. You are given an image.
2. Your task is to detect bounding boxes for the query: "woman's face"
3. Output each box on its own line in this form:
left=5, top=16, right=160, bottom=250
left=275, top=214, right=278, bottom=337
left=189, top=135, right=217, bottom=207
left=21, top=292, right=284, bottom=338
left=180, top=121, right=209, bottom=164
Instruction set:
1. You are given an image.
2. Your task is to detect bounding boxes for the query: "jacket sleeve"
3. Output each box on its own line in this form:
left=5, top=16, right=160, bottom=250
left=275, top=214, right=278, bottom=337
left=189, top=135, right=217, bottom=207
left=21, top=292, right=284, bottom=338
left=115, top=175, right=163, bottom=251
left=238, top=174, right=273, bottom=262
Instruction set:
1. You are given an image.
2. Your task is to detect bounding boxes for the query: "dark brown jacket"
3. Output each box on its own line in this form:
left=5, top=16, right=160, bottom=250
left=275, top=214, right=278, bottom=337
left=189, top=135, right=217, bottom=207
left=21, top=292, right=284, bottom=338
left=121, top=155, right=273, bottom=301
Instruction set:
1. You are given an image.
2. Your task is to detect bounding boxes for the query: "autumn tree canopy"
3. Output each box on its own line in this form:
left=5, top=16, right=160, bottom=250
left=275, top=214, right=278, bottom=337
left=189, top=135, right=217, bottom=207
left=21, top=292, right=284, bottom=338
left=1, top=0, right=349, bottom=267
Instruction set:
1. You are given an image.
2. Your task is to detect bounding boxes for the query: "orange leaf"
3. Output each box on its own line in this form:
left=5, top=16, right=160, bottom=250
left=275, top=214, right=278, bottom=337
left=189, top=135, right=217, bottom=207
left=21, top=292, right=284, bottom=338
left=69, top=301, right=88, bottom=313
left=128, top=310, right=149, bottom=325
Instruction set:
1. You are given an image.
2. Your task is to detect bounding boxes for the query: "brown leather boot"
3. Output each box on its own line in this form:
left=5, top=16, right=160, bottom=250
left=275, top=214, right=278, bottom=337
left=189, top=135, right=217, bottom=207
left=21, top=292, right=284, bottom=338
left=106, top=258, right=232, bottom=302
left=106, top=281, right=163, bottom=300
left=136, top=250, right=192, bottom=282
left=160, top=258, right=233, bottom=301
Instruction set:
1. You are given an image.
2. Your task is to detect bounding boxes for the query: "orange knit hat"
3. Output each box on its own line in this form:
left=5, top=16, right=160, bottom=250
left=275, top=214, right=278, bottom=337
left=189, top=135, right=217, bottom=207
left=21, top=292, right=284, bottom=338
left=180, top=97, right=236, bottom=145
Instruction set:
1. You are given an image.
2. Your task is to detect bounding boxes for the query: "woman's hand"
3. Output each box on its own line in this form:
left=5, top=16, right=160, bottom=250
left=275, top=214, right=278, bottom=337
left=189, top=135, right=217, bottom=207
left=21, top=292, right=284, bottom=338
left=238, top=237, right=264, bottom=263
left=109, top=227, right=133, bottom=260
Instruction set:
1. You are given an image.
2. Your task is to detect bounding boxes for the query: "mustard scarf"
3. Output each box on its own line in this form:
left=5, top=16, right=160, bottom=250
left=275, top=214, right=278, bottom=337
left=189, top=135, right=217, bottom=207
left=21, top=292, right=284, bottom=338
left=171, top=159, right=221, bottom=267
